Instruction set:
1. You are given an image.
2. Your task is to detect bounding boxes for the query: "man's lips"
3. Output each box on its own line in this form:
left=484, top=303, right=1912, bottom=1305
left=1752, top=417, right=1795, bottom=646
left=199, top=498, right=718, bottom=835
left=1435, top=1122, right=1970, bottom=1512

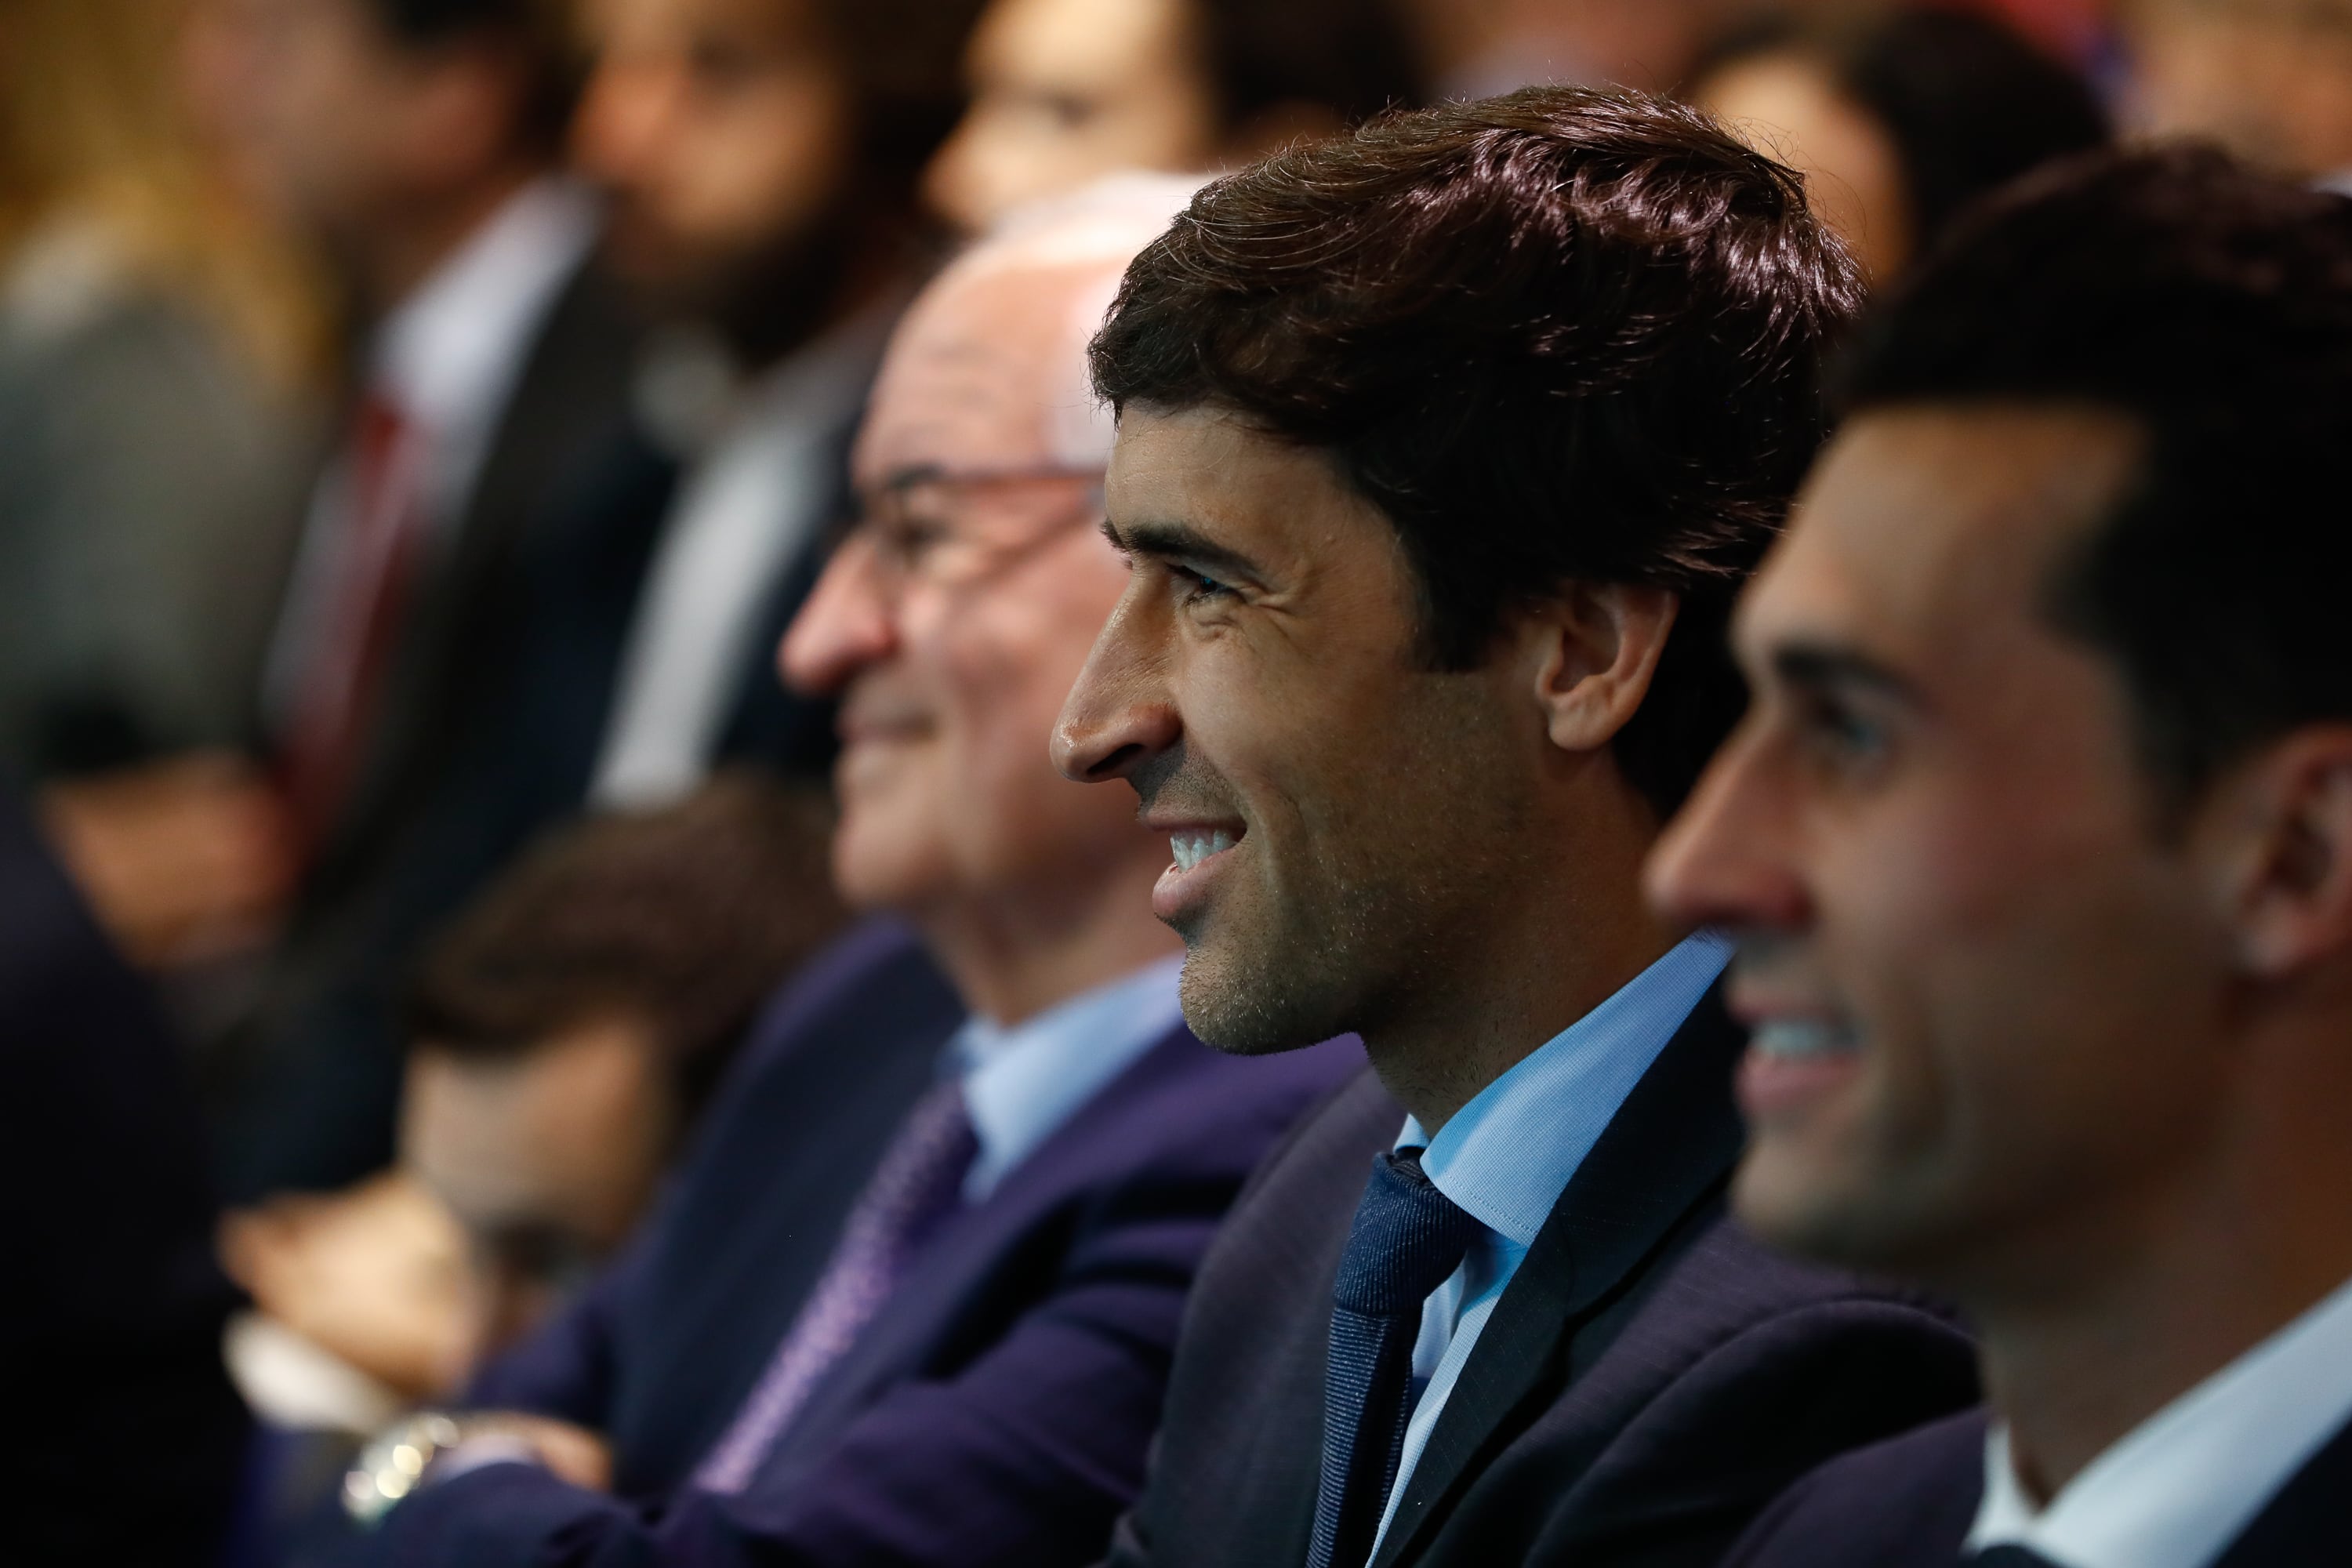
left=1146, top=818, right=1247, bottom=923
left=1733, top=1011, right=1865, bottom=1126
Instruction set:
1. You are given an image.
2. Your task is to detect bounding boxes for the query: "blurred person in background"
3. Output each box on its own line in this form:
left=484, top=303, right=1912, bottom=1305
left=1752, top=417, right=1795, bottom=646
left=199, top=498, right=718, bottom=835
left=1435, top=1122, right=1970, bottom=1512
left=1689, top=5, right=2109, bottom=284
left=0, top=787, right=250, bottom=1566
left=921, top=0, right=1424, bottom=235
left=223, top=775, right=846, bottom=1428
left=564, top=0, right=992, bottom=815
left=1407, top=0, right=1734, bottom=100
left=328, top=178, right=1361, bottom=1568
left=176, top=0, right=678, bottom=1204
left=2124, top=0, right=2352, bottom=188
left=0, top=0, right=321, bottom=950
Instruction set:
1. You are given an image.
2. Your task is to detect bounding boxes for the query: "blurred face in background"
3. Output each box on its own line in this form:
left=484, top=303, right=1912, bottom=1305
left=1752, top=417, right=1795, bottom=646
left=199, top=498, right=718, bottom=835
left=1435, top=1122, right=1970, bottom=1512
left=924, top=0, right=1218, bottom=233
left=1647, top=406, right=2235, bottom=1292
left=781, top=252, right=1152, bottom=919
left=403, top=1018, right=675, bottom=1359
left=1694, top=50, right=1911, bottom=283
left=2125, top=0, right=2352, bottom=179
left=202, top=0, right=532, bottom=260
left=574, top=0, right=855, bottom=318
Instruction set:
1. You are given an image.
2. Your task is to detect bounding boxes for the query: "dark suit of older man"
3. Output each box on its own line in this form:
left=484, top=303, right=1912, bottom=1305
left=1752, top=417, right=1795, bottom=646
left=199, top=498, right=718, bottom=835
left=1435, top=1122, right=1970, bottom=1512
left=347, top=920, right=1363, bottom=1568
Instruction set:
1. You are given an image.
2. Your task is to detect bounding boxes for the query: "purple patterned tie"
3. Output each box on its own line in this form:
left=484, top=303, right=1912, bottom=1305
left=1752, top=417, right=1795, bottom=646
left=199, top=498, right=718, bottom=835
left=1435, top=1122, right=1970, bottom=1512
left=693, top=1076, right=980, bottom=1494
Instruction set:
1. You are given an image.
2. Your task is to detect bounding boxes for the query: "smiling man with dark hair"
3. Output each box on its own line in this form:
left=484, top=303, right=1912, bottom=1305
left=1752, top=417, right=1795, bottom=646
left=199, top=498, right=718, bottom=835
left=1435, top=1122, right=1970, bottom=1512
left=1053, top=87, right=1976, bottom=1568
left=1655, top=145, right=2352, bottom=1568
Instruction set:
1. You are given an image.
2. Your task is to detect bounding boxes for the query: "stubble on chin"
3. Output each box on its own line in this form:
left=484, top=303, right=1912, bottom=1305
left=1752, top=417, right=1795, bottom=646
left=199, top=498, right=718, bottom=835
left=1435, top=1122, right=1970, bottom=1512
left=1168, top=875, right=1385, bottom=1055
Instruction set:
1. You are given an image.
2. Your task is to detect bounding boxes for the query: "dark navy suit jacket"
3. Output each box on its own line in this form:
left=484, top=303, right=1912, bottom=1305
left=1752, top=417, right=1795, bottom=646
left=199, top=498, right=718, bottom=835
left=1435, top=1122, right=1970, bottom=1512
left=1104, top=990, right=1982, bottom=1568
left=0, top=789, right=249, bottom=1563
left=1722, top=1405, right=2352, bottom=1567
left=367, top=919, right=1366, bottom=1566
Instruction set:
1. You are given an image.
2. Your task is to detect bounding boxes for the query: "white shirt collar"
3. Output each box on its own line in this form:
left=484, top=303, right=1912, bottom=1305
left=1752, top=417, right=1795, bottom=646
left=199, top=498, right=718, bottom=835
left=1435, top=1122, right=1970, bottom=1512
left=1969, top=1270, right=2352, bottom=1568
left=949, top=955, right=1187, bottom=1200
left=369, top=176, right=598, bottom=517
left=1399, top=930, right=1733, bottom=1246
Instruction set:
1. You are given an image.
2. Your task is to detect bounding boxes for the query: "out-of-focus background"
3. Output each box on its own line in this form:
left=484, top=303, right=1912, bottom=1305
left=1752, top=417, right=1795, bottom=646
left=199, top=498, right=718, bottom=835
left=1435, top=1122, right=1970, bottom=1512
left=2, top=0, right=2345, bottom=1559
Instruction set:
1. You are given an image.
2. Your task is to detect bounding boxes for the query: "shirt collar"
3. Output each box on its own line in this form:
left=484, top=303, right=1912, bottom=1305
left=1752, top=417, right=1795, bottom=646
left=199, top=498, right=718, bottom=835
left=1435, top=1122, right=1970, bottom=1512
left=370, top=177, right=597, bottom=443
left=1399, top=930, right=1730, bottom=1247
left=949, top=954, right=1187, bottom=1200
left=1969, top=1269, right=2352, bottom=1568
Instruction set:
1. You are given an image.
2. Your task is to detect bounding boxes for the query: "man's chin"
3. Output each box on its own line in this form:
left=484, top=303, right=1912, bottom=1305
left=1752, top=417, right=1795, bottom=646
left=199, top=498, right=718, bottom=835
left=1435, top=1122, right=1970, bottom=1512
left=1173, top=937, right=1340, bottom=1057
left=1730, top=1145, right=1922, bottom=1274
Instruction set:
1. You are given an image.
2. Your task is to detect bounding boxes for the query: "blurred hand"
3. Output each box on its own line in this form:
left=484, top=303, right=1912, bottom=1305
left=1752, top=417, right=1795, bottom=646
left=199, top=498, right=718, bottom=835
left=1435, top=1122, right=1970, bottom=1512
left=222, top=1171, right=477, bottom=1400
left=458, top=1412, right=615, bottom=1492
left=40, top=750, right=297, bottom=967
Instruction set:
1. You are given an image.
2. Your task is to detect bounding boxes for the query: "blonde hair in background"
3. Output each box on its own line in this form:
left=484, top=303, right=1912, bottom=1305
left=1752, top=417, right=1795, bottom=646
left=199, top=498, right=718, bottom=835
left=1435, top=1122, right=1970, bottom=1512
left=0, top=0, right=330, bottom=389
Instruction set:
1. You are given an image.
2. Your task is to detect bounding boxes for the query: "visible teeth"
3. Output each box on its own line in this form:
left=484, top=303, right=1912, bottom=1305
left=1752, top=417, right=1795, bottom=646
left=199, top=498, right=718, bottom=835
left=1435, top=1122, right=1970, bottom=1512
left=1168, top=830, right=1236, bottom=873
left=1751, top=1019, right=1859, bottom=1061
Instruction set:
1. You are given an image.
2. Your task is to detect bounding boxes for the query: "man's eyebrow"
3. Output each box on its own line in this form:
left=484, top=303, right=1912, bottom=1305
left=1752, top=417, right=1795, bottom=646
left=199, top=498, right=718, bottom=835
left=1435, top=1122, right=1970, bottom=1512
left=1099, top=516, right=1267, bottom=584
left=1769, top=641, right=1924, bottom=704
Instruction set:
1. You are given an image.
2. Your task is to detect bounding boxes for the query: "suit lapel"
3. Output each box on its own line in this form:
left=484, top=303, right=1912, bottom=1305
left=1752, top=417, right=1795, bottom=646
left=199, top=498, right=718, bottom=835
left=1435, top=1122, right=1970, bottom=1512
left=1370, top=987, right=1748, bottom=1568
left=2213, top=1412, right=2352, bottom=1567
left=753, top=1024, right=1203, bottom=1488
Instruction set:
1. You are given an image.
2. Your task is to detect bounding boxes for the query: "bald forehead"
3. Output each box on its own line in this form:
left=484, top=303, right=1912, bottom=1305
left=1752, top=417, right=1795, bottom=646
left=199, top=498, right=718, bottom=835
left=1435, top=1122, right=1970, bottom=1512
left=855, top=253, right=1127, bottom=481
left=1744, top=404, right=2146, bottom=673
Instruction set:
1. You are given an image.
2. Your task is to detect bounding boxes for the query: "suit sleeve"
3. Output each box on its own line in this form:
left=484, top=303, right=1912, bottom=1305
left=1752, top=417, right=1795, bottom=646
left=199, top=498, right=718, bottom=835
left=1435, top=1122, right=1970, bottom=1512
left=372, top=1167, right=1229, bottom=1568
left=459, top=1206, right=657, bottom=1427
left=1528, top=1297, right=1978, bottom=1568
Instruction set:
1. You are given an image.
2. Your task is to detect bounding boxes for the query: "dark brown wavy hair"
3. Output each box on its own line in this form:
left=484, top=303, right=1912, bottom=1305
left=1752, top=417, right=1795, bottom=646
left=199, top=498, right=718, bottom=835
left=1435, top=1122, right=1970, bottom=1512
left=1091, top=85, right=1864, bottom=816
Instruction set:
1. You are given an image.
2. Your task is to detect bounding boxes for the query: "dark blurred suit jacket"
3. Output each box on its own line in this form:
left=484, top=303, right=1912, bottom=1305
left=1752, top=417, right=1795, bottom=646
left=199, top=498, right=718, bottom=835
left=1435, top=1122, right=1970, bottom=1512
left=1105, top=992, right=1982, bottom=1568
left=214, top=261, right=866, bottom=1203
left=0, top=786, right=249, bottom=1564
left=212, top=256, right=667, bottom=1201
left=350, top=919, right=1364, bottom=1567
left=1721, top=1406, right=2352, bottom=1567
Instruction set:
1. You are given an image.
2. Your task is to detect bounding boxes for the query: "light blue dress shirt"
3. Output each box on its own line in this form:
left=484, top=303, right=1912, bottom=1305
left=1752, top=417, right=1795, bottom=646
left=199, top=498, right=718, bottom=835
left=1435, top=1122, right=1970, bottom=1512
left=950, top=953, right=1188, bottom=1201
left=1366, top=930, right=1733, bottom=1559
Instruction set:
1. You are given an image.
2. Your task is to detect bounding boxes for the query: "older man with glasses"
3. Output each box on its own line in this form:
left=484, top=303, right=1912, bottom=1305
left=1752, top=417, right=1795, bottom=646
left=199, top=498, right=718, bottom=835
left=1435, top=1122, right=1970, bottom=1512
left=332, top=177, right=1362, bottom=1568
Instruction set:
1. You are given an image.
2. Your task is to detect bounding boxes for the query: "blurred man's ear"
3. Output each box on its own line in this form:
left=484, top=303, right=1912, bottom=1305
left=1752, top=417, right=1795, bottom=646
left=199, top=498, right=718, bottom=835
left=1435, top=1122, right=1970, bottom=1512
left=1523, top=582, right=1679, bottom=760
left=2209, top=727, right=2352, bottom=978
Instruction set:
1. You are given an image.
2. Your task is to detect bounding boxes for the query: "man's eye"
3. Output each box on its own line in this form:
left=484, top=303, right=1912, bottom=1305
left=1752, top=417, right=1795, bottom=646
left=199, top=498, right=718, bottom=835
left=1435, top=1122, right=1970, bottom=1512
left=1799, top=697, right=1890, bottom=769
left=1178, top=568, right=1234, bottom=605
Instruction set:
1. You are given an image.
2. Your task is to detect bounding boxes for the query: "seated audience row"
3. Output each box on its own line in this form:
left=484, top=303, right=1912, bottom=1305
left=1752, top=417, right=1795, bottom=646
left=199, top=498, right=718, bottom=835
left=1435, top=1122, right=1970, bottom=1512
left=323, top=94, right=2352, bottom=1568
left=22, top=9, right=2352, bottom=1568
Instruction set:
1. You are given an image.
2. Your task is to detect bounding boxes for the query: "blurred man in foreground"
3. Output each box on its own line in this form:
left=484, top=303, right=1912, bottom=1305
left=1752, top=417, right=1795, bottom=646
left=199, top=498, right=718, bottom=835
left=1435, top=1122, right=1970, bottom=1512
left=1055, top=89, right=1973, bottom=1568
left=1653, top=147, right=2352, bottom=1566
left=339, top=179, right=1361, bottom=1568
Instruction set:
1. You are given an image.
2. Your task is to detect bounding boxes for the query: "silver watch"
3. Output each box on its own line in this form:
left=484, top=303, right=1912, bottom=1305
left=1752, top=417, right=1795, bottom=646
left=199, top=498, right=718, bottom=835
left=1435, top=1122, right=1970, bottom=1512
left=343, top=1410, right=466, bottom=1526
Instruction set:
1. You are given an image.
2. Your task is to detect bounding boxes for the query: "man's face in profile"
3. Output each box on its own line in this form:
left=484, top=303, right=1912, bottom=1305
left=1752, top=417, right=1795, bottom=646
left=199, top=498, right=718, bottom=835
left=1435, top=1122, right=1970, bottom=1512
left=1648, top=405, right=2236, bottom=1285
left=1056, top=405, right=1549, bottom=1055
left=782, top=259, right=1152, bottom=918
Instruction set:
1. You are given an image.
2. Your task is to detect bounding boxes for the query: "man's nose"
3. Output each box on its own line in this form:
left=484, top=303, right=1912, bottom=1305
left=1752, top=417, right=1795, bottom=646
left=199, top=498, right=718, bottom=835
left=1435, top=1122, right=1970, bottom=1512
left=779, top=539, right=893, bottom=698
left=1645, top=730, right=1813, bottom=934
left=1053, top=597, right=1181, bottom=784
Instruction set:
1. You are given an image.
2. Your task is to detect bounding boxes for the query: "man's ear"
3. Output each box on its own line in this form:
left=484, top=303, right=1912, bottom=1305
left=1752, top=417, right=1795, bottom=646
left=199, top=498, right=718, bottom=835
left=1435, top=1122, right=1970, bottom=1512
left=1525, top=583, right=1679, bottom=756
left=2210, top=728, right=2352, bottom=978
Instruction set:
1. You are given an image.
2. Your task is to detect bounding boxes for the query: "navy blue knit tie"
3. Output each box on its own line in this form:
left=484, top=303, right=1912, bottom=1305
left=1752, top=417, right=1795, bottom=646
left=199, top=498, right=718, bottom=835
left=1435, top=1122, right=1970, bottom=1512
left=1307, top=1148, right=1482, bottom=1568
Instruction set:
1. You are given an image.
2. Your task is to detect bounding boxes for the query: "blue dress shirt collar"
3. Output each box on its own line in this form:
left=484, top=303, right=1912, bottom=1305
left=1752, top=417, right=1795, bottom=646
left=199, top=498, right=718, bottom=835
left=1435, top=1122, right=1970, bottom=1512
left=949, top=954, right=1188, bottom=1201
left=1399, top=929, right=1734, bottom=1241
